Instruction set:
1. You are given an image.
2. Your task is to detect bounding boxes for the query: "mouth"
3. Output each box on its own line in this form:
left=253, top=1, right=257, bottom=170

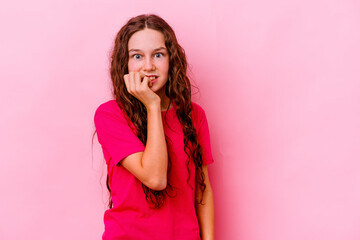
left=146, top=75, right=159, bottom=83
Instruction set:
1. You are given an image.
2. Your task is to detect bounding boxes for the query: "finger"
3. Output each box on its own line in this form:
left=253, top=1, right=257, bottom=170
left=145, top=76, right=156, bottom=88
left=138, top=72, right=146, bottom=80
left=123, top=74, right=130, bottom=92
left=134, top=72, right=142, bottom=90
left=147, top=77, right=153, bottom=88
left=141, top=75, right=151, bottom=89
left=128, top=72, right=135, bottom=93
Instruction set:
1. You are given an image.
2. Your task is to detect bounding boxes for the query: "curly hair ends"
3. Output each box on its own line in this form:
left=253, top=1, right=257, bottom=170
left=106, top=14, right=206, bottom=209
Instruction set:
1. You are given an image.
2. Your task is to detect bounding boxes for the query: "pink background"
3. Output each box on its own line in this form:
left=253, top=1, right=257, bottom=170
left=1, top=0, right=360, bottom=239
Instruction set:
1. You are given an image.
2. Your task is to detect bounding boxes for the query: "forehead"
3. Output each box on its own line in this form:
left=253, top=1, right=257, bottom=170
left=128, top=28, right=166, bottom=51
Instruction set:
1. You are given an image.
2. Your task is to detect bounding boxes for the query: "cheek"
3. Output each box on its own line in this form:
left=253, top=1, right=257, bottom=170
left=128, top=60, right=141, bottom=72
left=159, top=60, right=169, bottom=73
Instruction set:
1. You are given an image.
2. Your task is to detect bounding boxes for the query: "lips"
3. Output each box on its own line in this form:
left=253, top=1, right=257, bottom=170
left=146, top=75, right=159, bottom=83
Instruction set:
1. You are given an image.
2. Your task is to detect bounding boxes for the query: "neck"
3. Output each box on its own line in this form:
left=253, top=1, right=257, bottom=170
left=156, top=87, right=172, bottom=111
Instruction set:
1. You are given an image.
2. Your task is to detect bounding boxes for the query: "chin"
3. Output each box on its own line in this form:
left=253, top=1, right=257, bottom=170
left=153, top=84, right=166, bottom=95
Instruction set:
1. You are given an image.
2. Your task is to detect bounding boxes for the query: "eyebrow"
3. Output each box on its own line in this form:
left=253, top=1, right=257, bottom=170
left=128, top=47, right=167, bottom=53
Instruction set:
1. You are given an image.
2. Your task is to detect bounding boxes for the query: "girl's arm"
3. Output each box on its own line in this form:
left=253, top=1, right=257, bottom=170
left=196, top=165, right=215, bottom=240
left=120, top=102, right=168, bottom=191
left=119, top=72, right=168, bottom=191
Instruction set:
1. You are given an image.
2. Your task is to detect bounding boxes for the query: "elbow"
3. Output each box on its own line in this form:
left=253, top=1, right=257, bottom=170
left=146, top=177, right=167, bottom=191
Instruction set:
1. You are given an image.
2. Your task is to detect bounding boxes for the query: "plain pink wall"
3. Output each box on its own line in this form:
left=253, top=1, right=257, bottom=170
left=1, top=0, right=360, bottom=239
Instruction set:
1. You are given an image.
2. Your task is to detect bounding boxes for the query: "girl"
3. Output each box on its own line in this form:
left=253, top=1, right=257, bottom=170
left=94, top=14, right=214, bottom=240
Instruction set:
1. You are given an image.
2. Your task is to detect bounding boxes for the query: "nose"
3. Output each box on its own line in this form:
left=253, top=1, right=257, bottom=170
left=142, top=57, right=155, bottom=71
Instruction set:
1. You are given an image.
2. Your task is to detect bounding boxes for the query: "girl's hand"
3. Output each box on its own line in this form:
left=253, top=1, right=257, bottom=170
left=124, top=72, right=160, bottom=109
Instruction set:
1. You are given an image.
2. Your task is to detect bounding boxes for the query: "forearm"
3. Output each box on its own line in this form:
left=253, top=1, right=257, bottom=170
left=196, top=170, right=215, bottom=240
left=141, top=103, right=168, bottom=186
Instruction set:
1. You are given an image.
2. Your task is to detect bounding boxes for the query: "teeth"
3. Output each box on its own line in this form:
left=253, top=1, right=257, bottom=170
left=149, top=76, right=156, bottom=80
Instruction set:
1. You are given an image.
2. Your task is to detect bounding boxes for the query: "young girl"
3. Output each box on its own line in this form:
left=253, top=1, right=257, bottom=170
left=94, top=14, right=214, bottom=240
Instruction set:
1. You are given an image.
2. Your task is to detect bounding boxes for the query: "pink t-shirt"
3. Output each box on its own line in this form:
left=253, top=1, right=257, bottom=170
left=94, top=100, right=214, bottom=240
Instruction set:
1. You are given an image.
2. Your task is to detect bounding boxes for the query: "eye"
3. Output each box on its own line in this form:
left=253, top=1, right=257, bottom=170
left=154, top=53, right=163, bottom=58
left=132, top=54, right=141, bottom=60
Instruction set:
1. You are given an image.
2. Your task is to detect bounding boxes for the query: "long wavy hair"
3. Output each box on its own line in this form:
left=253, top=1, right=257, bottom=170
left=104, top=14, right=206, bottom=209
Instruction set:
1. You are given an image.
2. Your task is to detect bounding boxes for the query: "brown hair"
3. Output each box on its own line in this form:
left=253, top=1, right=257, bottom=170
left=107, top=14, right=206, bottom=208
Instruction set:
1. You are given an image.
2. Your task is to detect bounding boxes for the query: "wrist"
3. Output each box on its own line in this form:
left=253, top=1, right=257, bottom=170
left=146, top=101, right=161, bottom=112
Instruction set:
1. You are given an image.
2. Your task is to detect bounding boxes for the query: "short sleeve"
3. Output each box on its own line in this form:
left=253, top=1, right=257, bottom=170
left=94, top=101, right=145, bottom=166
left=193, top=103, right=214, bottom=165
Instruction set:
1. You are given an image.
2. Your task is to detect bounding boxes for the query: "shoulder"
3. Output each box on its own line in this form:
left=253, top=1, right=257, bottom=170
left=95, top=100, right=120, bottom=114
left=94, top=100, right=127, bottom=124
left=191, top=101, right=206, bottom=117
left=191, top=101, right=208, bottom=127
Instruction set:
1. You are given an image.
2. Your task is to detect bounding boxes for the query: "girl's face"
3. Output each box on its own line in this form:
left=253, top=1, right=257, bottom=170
left=127, top=28, right=170, bottom=95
